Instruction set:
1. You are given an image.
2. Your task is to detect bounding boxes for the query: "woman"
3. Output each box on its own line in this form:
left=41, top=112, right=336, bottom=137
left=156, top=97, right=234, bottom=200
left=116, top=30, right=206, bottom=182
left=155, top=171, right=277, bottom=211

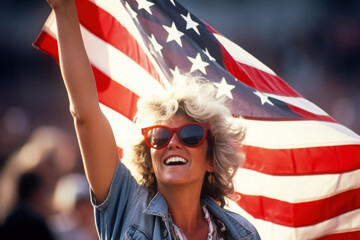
left=46, top=0, right=261, bottom=239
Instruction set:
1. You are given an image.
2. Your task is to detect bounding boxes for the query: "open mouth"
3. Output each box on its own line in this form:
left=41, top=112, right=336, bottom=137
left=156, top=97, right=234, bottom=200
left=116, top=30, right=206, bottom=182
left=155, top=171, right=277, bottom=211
left=164, top=157, right=188, bottom=166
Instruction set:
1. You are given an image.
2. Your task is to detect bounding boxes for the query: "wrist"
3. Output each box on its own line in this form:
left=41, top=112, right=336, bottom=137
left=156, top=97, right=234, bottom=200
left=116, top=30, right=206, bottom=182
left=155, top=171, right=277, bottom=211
left=51, top=1, right=77, bottom=15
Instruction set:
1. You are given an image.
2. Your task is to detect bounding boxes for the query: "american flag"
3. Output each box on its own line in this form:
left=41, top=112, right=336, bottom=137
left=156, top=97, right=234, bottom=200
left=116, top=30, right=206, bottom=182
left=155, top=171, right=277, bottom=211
left=34, top=0, right=360, bottom=239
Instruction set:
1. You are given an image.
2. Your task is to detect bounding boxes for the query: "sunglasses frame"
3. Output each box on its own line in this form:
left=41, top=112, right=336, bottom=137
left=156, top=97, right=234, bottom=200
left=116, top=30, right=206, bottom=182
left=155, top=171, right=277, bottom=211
left=141, top=122, right=210, bottom=149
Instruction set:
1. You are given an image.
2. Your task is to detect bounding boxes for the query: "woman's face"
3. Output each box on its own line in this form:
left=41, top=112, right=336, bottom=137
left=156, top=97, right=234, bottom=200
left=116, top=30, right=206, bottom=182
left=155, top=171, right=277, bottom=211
left=150, top=115, right=213, bottom=192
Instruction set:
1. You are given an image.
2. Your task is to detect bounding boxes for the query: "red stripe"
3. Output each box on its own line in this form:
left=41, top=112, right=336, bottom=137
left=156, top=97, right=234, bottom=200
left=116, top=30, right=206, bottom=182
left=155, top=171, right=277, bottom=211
left=315, top=231, right=360, bottom=240
left=235, top=188, right=360, bottom=227
left=117, top=147, right=123, bottom=158
left=205, top=23, right=300, bottom=97
left=33, top=31, right=59, bottom=63
left=243, top=145, right=360, bottom=175
left=288, top=104, right=336, bottom=123
left=75, top=0, right=162, bottom=86
left=93, top=67, right=139, bottom=120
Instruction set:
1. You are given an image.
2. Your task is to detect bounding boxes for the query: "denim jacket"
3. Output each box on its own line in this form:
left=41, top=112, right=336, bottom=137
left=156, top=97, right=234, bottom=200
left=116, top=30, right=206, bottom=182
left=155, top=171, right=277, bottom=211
left=92, top=159, right=261, bottom=240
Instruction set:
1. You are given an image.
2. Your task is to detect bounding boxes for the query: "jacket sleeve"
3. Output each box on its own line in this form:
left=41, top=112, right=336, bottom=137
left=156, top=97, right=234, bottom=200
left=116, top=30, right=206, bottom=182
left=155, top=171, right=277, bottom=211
left=91, top=157, right=142, bottom=239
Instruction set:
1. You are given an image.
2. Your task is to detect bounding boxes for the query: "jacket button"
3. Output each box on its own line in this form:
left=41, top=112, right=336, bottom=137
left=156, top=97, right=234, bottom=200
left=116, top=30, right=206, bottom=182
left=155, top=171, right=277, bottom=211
left=162, top=229, right=168, bottom=238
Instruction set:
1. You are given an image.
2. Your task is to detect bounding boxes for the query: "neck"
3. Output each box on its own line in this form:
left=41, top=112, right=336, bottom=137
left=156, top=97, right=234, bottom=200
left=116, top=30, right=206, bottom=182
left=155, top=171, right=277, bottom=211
left=159, top=185, right=206, bottom=235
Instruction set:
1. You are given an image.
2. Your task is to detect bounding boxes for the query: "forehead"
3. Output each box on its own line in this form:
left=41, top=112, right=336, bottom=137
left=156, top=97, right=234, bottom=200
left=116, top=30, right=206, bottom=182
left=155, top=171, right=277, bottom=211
left=161, top=115, right=194, bottom=127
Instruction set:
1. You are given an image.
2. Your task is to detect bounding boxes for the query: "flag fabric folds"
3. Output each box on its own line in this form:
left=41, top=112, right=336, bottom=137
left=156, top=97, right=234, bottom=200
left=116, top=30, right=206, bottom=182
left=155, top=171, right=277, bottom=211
left=34, top=0, right=360, bottom=239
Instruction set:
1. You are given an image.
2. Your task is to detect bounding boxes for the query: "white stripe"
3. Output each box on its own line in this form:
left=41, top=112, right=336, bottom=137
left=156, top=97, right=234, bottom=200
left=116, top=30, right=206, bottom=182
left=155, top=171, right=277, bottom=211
left=80, top=26, right=166, bottom=97
left=227, top=200, right=360, bottom=240
left=234, top=168, right=360, bottom=203
left=213, top=33, right=276, bottom=75
left=46, top=11, right=57, bottom=39
left=99, top=104, right=139, bottom=149
left=243, top=119, right=360, bottom=149
left=266, top=93, right=329, bottom=116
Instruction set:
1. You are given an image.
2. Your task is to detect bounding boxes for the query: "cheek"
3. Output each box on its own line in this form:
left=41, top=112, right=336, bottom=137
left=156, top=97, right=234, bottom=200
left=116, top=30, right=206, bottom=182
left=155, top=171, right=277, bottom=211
left=150, top=149, right=162, bottom=168
left=150, top=149, right=156, bottom=165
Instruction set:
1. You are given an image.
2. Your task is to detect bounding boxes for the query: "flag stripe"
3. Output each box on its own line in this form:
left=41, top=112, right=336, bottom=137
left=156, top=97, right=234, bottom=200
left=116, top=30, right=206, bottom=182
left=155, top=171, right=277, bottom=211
left=212, top=33, right=276, bottom=76
left=287, top=104, right=336, bottom=123
left=243, top=145, right=360, bottom=175
left=235, top=188, right=360, bottom=227
left=243, top=119, right=360, bottom=149
left=266, top=93, right=329, bottom=116
left=227, top=200, right=360, bottom=240
left=33, top=30, right=59, bottom=62
left=234, top=168, right=360, bottom=203
left=316, top=231, right=360, bottom=240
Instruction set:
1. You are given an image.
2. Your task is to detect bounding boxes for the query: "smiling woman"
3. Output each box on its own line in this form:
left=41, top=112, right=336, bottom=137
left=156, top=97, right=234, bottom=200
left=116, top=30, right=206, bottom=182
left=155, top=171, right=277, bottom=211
left=127, top=76, right=245, bottom=206
left=45, top=0, right=261, bottom=239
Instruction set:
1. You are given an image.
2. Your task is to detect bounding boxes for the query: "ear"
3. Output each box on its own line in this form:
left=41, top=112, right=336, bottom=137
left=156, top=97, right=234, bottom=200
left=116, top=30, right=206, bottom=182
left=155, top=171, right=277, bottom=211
left=206, top=155, right=214, bottom=172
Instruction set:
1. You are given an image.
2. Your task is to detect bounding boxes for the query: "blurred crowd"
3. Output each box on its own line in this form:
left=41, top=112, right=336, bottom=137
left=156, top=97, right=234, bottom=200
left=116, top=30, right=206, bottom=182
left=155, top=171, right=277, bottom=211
left=0, top=126, right=98, bottom=239
left=0, top=0, right=359, bottom=239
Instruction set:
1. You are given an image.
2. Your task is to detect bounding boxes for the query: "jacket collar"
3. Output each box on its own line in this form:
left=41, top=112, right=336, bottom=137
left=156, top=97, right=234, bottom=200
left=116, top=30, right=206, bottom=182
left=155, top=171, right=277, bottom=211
left=202, top=198, right=253, bottom=239
left=144, top=193, right=253, bottom=239
left=143, top=192, right=169, bottom=218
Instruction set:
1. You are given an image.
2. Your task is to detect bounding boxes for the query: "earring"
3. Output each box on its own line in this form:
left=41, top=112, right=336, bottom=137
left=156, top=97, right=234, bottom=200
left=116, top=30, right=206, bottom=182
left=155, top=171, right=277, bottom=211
left=208, top=173, right=215, bottom=185
left=149, top=173, right=155, bottom=185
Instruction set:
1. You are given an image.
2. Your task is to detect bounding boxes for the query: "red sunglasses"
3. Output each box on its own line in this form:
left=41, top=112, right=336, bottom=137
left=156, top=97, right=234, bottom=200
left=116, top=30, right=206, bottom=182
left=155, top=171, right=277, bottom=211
left=141, top=123, right=210, bottom=149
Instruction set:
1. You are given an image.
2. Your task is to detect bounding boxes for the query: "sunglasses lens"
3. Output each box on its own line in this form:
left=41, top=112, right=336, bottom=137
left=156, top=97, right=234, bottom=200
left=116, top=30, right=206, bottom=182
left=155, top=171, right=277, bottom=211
left=147, top=127, right=171, bottom=148
left=180, top=125, right=205, bottom=146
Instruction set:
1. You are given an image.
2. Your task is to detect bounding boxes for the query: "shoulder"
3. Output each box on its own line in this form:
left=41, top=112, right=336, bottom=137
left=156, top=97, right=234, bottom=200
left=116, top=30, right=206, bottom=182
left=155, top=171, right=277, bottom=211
left=223, top=209, right=257, bottom=232
left=223, top=208, right=261, bottom=240
left=202, top=198, right=261, bottom=239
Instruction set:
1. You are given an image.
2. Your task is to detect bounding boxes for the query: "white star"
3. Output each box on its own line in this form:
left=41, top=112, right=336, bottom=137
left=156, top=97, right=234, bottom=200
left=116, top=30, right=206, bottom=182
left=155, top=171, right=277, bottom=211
left=213, top=78, right=235, bottom=99
left=149, top=34, right=163, bottom=56
left=169, top=0, right=175, bottom=6
left=181, top=12, right=200, bottom=35
left=203, top=48, right=216, bottom=61
left=254, top=90, right=274, bottom=106
left=163, top=22, right=184, bottom=47
left=137, top=0, right=154, bottom=14
left=188, top=53, right=209, bottom=74
left=170, top=66, right=183, bottom=80
left=125, top=2, right=138, bottom=23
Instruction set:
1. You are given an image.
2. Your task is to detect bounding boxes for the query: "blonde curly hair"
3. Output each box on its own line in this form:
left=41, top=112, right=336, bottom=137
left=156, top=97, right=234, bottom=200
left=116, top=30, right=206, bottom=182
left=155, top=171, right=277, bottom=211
left=123, top=75, right=246, bottom=207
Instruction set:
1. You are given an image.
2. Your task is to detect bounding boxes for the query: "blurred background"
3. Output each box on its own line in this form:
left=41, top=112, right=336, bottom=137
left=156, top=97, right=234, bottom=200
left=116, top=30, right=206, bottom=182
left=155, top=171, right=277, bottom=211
left=0, top=0, right=359, bottom=238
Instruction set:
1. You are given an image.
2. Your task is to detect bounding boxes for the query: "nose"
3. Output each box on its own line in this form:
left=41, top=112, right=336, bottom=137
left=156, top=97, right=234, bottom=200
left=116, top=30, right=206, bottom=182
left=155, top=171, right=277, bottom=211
left=167, top=132, right=182, bottom=150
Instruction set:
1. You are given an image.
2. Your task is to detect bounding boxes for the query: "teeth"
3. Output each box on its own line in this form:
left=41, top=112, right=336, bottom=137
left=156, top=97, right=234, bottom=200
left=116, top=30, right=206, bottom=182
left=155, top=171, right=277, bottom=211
left=165, top=157, right=188, bottom=165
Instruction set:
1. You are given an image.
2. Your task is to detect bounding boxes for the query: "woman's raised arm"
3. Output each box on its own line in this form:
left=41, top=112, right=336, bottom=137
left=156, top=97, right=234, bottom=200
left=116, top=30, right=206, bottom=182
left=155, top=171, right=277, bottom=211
left=48, top=0, right=118, bottom=203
